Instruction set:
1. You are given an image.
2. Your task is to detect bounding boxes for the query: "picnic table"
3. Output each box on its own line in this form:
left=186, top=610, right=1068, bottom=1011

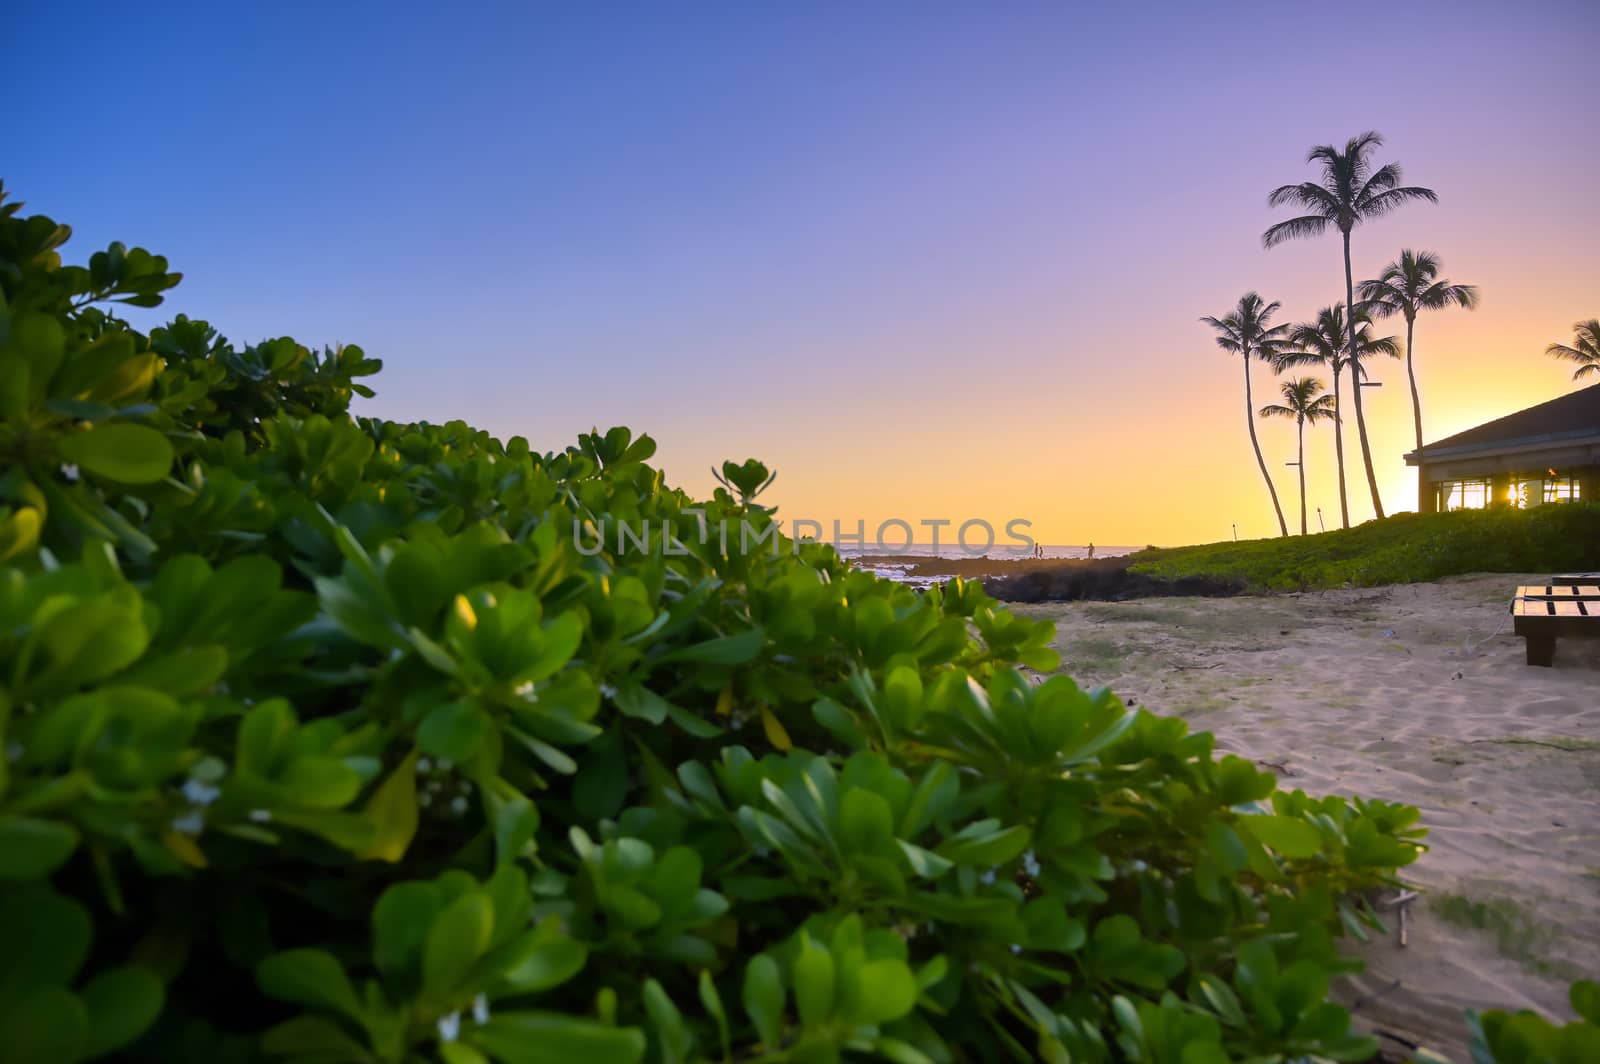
left=1510, top=584, right=1600, bottom=666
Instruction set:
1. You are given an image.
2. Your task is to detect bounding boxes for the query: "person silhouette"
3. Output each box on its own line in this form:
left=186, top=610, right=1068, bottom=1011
left=1086, top=542, right=1095, bottom=559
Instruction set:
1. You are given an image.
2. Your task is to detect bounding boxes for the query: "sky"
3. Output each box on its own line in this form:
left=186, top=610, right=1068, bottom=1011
left=11, top=1, right=1598, bottom=546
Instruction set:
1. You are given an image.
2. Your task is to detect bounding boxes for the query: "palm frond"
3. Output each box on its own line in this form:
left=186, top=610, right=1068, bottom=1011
left=1358, top=186, right=1438, bottom=219
left=1546, top=342, right=1592, bottom=363
left=1262, top=214, right=1330, bottom=248
left=1267, top=182, right=1339, bottom=212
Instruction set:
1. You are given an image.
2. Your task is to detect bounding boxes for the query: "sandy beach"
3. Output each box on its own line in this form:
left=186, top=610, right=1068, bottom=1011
left=1018, top=573, right=1600, bottom=1058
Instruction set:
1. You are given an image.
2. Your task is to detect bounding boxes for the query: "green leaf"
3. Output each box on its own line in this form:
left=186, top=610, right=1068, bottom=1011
left=423, top=892, right=494, bottom=996
left=256, top=949, right=362, bottom=1021
left=499, top=919, right=587, bottom=994
left=56, top=423, right=173, bottom=484
left=743, top=954, right=785, bottom=1047
left=79, top=965, right=164, bottom=1058
left=1239, top=815, right=1323, bottom=859
left=354, top=752, right=420, bottom=862
left=0, top=818, right=80, bottom=880
left=792, top=940, right=836, bottom=1028
left=661, top=628, right=765, bottom=665
left=418, top=700, right=490, bottom=762
left=839, top=789, right=896, bottom=856
left=1571, top=980, right=1600, bottom=1025
left=850, top=959, right=917, bottom=1024
left=2, top=987, right=87, bottom=1064
left=467, top=1012, right=645, bottom=1064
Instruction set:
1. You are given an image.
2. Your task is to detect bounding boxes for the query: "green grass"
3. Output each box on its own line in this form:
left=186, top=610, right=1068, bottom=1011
left=1126, top=504, right=1600, bottom=591
left=1429, top=891, right=1579, bottom=979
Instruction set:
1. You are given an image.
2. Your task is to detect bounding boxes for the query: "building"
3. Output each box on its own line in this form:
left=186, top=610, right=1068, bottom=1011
left=1405, top=383, right=1600, bottom=513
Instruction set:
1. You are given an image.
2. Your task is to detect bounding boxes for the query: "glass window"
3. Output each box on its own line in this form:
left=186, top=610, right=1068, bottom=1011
left=1544, top=476, right=1580, bottom=503
left=1436, top=479, right=1492, bottom=511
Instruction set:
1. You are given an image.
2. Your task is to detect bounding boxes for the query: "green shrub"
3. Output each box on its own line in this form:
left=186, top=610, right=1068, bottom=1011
left=0, top=182, right=1437, bottom=1062
left=1463, top=979, right=1600, bottom=1063
left=1128, top=506, right=1600, bottom=591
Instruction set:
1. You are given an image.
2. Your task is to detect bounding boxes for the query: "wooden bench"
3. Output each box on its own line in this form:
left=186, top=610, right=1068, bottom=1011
left=1510, top=584, right=1600, bottom=666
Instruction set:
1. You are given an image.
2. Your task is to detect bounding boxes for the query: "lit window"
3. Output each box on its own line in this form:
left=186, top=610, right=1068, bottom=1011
left=1544, top=476, right=1580, bottom=503
left=1436, top=479, right=1491, bottom=511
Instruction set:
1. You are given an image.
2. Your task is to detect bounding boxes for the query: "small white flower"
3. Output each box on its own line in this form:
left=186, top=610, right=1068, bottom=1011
left=182, top=779, right=222, bottom=806
left=437, top=1011, right=461, bottom=1043
left=471, top=993, right=490, bottom=1025
left=1010, top=944, right=1023, bottom=955
left=979, top=868, right=997, bottom=886
left=598, top=683, right=618, bottom=700
left=513, top=681, right=537, bottom=700
left=416, top=757, right=433, bottom=774
left=248, top=809, right=272, bottom=823
left=171, top=811, right=204, bottom=836
left=1022, top=850, right=1041, bottom=878
left=437, top=758, right=453, bottom=772
left=450, top=796, right=469, bottom=815
left=61, top=463, right=80, bottom=482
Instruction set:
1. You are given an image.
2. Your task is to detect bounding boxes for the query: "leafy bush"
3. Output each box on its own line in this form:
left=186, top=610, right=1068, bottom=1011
left=1128, top=506, right=1600, bottom=591
left=1464, top=979, right=1600, bottom=1063
left=0, top=181, right=1437, bottom=1063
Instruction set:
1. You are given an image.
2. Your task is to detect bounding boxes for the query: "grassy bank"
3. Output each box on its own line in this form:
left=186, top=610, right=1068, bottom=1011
left=1125, top=504, right=1600, bottom=591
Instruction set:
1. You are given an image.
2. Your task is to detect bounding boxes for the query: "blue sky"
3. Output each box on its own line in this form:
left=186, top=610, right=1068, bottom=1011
left=12, top=1, right=1598, bottom=542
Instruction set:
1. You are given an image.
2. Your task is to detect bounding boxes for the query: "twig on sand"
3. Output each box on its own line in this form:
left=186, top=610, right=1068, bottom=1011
left=1169, top=661, right=1223, bottom=671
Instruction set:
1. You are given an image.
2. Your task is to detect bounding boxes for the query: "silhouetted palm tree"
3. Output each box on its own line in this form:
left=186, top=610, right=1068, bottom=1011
left=1359, top=250, right=1478, bottom=450
left=1264, top=132, right=1436, bottom=519
left=1259, top=377, right=1337, bottom=535
left=1276, top=304, right=1400, bottom=529
left=1545, top=319, right=1600, bottom=381
left=1202, top=292, right=1291, bottom=537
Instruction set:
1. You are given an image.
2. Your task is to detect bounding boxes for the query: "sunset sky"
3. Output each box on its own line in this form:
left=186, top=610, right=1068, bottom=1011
left=14, top=2, right=1598, bottom=546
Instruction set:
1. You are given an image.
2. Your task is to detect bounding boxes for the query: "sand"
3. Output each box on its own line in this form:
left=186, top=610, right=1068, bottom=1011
left=1016, top=573, right=1600, bottom=1059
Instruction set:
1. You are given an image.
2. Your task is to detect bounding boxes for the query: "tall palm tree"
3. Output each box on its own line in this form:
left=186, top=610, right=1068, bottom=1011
left=1263, top=132, right=1437, bottom=519
left=1275, top=304, right=1400, bottom=528
left=1358, top=249, right=1479, bottom=451
left=1545, top=319, right=1600, bottom=381
left=1201, top=292, right=1291, bottom=537
left=1259, top=377, right=1338, bottom=535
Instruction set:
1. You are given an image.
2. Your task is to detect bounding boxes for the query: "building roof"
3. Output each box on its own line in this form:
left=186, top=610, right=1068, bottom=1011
left=1407, top=382, right=1600, bottom=462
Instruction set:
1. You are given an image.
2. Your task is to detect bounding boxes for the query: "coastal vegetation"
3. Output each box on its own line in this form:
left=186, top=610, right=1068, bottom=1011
left=0, top=187, right=1446, bottom=1062
left=1257, top=376, right=1336, bottom=537
left=1200, top=293, right=1292, bottom=538
left=1545, top=319, right=1600, bottom=381
left=1125, top=505, right=1600, bottom=592
left=1211, top=131, right=1592, bottom=537
left=1263, top=131, right=1438, bottom=522
left=1357, top=250, right=1479, bottom=452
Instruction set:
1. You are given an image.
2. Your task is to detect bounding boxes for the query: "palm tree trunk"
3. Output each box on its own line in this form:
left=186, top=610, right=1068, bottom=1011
left=1405, top=312, right=1423, bottom=452
left=1244, top=354, right=1289, bottom=537
left=1332, top=364, right=1349, bottom=528
left=1297, top=417, right=1307, bottom=535
left=1344, top=231, right=1386, bottom=519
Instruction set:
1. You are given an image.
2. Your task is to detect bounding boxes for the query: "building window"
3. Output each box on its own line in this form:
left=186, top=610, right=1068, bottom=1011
left=1437, top=479, right=1491, bottom=511
left=1544, top=476, right=1581, bottom=504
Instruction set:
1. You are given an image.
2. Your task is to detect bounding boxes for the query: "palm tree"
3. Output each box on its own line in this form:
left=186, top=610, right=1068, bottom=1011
left=1545, top=319, right=1600, bottom=381
left=1275, top=304, right=1400, bottom=528
left=1263, top=132, right=1437, bottom=519
left=1201, top=292, right=1291, bottom=537
left=1259, top=377, right=1337, bottom=535
left=1358, top=249, right=1479, bottom=451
